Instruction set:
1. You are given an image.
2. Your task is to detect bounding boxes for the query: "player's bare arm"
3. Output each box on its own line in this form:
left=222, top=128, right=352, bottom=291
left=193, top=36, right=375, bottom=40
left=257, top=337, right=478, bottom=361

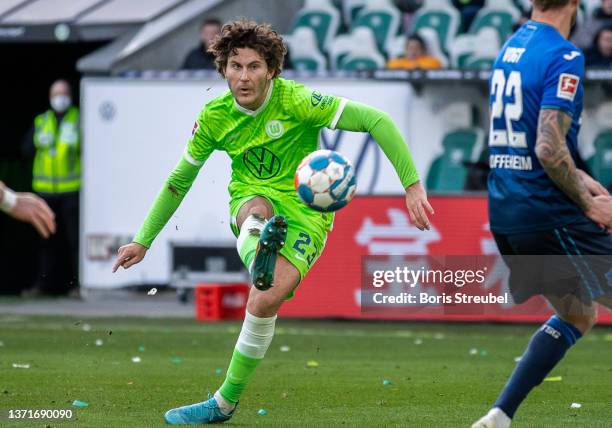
left=535, top=109, right=591, bottom=209
left=405, top=181, right=434, bottom=231
left=0, top=180, right=56, bottom=238
left=535, top=109, right=612, bottom=227
left=576, top=168, right=610, bottom=197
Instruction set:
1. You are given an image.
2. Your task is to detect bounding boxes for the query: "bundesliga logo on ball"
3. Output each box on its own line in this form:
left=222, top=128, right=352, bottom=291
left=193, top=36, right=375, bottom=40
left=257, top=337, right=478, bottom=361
left=294, top=150, right=357, bottom=212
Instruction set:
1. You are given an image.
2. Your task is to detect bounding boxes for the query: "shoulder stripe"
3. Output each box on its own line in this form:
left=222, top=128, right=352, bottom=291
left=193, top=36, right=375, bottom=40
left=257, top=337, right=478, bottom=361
left=330, top=98, right=348, bottom=130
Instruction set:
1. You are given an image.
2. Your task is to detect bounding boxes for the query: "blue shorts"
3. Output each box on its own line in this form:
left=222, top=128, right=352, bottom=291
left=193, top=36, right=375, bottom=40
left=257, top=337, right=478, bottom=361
left=493, top=218, right=612, bottom=304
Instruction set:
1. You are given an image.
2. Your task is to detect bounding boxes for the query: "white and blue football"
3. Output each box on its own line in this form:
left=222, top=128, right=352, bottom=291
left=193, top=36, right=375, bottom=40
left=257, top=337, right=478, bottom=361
left=294, top=150, right=357, bottom=212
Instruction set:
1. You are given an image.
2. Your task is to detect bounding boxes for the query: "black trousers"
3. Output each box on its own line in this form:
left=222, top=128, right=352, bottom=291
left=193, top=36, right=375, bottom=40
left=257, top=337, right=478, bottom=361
left=35, top=192, right=79, bottom=295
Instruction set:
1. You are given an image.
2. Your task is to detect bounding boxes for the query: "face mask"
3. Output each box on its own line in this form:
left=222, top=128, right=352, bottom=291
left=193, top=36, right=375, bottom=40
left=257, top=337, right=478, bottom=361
left=50, top=95, right=71, bottom=113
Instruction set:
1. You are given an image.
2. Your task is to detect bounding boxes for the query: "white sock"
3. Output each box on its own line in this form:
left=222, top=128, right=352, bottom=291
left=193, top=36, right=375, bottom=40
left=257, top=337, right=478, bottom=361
left=488, top=408, right=511, bottom=428
left=235, top=310, right=277, bottom=359
left=214, top=390, right=235, bottom=415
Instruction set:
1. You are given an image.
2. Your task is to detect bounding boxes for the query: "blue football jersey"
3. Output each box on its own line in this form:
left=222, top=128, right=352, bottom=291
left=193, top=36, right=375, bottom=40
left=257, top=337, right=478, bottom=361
left=488, top=21, right=585, bottom=234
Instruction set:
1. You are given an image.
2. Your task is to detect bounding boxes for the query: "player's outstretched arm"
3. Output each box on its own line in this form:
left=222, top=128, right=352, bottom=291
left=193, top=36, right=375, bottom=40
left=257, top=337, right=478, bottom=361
left=335, top=101, right=434, bottom=230
left=0, top=181, right=56, bottom=238
left=112, top=156, right=202, bottom=272
left=535, top=109, right=612, bottom=227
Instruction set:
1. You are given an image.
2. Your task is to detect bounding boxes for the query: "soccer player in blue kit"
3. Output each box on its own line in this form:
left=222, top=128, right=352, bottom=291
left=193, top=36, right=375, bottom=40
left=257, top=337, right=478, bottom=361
left=472, top=0, right=612, bottom=426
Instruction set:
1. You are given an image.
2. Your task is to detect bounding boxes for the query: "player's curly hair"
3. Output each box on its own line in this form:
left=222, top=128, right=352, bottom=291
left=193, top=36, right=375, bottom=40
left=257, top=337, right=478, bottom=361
left=208, top=18, right=286, bottom=78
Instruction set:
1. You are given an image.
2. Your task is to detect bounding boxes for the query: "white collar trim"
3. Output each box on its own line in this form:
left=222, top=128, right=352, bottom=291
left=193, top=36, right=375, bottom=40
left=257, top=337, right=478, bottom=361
left=234, top=79, right=274, bottom=116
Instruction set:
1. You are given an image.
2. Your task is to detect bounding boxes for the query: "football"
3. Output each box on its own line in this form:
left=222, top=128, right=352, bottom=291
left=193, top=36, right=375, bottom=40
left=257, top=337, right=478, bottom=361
left=294, top=150, right=357, bottom=212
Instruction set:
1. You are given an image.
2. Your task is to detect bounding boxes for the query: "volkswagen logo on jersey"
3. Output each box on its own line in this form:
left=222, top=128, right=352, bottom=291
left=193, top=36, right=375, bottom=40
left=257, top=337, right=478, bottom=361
left=265, top=120, right=284, bottom=139
left=243, top=146, right=281, bottom=179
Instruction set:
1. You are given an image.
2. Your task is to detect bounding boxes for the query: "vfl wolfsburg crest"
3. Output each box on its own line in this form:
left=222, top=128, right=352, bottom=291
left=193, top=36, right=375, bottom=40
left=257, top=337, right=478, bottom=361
left=243, top=146, right=281, bottom=179
left=265, top=120, right=284, bottom=139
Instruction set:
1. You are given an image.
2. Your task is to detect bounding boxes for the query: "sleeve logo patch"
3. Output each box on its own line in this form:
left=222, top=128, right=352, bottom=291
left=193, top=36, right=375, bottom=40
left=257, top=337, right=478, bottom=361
left=310, top=91, right=323, bottom=107
left=557, top=73, right=579, bottom=101
left=563, top=51, right=581, bottom=60
left=191, top=120, right=199, bottom=136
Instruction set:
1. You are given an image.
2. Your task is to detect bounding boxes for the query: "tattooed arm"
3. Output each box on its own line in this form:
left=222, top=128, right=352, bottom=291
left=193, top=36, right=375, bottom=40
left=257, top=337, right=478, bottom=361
left=535, top=109, right=612, bottom=227
left=534, top=109, right=593, bottom=210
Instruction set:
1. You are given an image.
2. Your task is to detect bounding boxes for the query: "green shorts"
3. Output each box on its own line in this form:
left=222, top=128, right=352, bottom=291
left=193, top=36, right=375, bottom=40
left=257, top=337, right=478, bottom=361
left=229, top=188, right=332, bottom=280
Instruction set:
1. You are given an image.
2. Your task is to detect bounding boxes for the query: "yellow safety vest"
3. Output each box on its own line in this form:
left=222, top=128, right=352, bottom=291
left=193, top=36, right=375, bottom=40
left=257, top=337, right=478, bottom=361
left=32, top=107, right=80, bottom=193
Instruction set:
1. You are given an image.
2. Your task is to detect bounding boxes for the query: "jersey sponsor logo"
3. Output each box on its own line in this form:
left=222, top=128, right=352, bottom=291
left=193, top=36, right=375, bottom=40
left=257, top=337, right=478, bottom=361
left=489, top=154, right=533, bottom=170
left=563, top=51, right=581, bottom=61
left=557, top=73, right=579, bottom=101
left=265, top=119, right=284, bottom=139
left=191, top=120, right=199, bottom=136
left=243, top=146, right=281, bottom=179
left=310, top=90, right=323, bottom=106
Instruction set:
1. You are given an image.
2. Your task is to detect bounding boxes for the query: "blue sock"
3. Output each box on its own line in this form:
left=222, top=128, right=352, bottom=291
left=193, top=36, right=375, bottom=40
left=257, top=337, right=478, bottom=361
left=494, top=315, right=582, bottom=418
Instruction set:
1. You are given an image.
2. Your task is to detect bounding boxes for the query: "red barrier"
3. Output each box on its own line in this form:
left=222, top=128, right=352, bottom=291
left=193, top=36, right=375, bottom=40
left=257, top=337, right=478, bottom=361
left=280, top=195, right=612, bottom=323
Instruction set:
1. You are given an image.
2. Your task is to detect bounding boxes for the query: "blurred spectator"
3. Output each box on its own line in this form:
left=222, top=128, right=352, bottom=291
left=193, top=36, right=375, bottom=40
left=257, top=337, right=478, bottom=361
left=571, top=0, right=612, bottom=49
left=182, top=18, right=222, bottom=70
left=452, top=0, right=485, bottom=33
left=22, top=79, right=80, bottom=296
left=585, top=24, right=612, bottom=67
left=386, top=34, right=442, bottom=70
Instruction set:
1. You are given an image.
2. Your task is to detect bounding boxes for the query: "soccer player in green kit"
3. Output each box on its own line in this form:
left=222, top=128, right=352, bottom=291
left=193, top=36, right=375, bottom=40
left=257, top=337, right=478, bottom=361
left=112, top=19, right=433, bottom=424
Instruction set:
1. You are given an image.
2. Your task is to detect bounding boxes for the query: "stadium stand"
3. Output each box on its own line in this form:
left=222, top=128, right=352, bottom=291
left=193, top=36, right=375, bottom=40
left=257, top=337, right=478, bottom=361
left=285, top=26, right=329, bottom=71
left=351, top=0, right=402, bottom=55
left=410, top=0, right=461, bottom=55
left=337, top=27, right=387, bottom=69
left=468, top=0, right=521, bottom=42
left=291, top=0, right=341, bottom=53
left=588, top=102, right=612, bottom=188
left=426, top=102, right=485, bottom=192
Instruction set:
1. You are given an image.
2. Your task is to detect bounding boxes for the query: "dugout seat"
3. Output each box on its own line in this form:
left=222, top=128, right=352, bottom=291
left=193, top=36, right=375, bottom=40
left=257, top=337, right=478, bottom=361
left=285, top=27, right=328, bottom=71
left=351, top=0, right=402, bottom=56
left=292, top=0, right=341, bottom=52
left=337, top=27, right=386, bottom=70
left=469, top=0, right=521, bottom=43
left=343, top=0, right=369, bottom=27
left=449, top=27, right=500, bottom=68
left=410, top=0, right=460, bottom=53
left=588, top=133, right=612, bottom=187
left=426, top=128, right=485, bottom=192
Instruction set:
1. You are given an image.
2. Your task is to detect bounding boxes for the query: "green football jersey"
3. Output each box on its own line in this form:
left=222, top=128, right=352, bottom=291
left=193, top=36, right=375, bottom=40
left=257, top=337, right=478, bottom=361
left=185, top=77, right=346, bottom=200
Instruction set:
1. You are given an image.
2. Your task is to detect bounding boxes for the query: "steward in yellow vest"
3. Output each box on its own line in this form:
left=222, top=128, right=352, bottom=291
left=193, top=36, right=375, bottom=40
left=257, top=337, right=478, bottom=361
left=32, top=105, right=80, bottom=193
left=22, top=79, right=80, bottom=296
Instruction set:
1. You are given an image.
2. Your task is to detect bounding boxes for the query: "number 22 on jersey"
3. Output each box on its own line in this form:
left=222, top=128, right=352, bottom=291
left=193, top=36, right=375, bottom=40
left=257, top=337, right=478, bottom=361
left=489, top=69, right=527, bottom=148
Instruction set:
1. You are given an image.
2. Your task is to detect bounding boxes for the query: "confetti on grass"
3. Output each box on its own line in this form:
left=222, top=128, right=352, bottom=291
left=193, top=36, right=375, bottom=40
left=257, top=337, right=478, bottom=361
left=72, top=400, right=88, bottom=407
left=280, top=345, right=290, bottom=352
left=306, top=360, right=319, bottom=368
left=570, top=403, right=582, bottom=409
left=544, top=376, right=562, bottom=382
left=383, top=379, right=391, bottom=385
left=258, top=408, right=266, bottom=416
left=12, top=363, right=30, bottom=369
left=131, top=357, right=141, bottom=363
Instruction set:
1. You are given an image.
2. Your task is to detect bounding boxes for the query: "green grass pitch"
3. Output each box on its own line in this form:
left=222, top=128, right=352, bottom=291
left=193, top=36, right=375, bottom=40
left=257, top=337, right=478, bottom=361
left=1, top=316, right=611, bottom=427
